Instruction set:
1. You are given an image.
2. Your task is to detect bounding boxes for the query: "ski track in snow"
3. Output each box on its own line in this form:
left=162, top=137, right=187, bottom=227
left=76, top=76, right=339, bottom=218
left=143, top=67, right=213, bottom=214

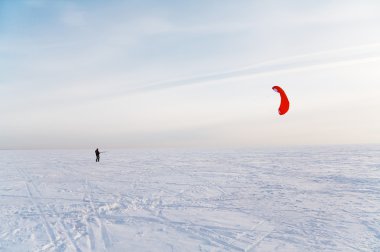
left=85, top=178, right=111, bottom=250
left=0, top=146, right=379, bottom=251
left=18, top=167, right=81, bottom=252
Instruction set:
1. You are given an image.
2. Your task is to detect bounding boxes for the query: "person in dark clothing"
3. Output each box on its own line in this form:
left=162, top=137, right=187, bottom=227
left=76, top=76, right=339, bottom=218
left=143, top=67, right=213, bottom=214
left=95, top=148, right=100, bottom=162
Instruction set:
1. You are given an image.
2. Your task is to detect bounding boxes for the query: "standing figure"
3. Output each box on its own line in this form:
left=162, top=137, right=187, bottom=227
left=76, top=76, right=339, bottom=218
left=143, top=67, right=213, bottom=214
left=95, top=148, right=100, bottom=162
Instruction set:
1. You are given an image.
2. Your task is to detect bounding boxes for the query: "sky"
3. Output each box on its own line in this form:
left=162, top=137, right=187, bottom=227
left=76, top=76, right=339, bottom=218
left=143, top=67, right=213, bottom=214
left=1, top=0, right=380, bottom=149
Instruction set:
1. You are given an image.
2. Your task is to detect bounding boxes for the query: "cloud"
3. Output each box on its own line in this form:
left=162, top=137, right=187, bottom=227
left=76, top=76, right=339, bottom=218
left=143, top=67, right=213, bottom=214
left=8, top=42, right=380, bottom=111
left=263, top=1, right=380, bottom=28
left=110, top=43, right=380, bottom=96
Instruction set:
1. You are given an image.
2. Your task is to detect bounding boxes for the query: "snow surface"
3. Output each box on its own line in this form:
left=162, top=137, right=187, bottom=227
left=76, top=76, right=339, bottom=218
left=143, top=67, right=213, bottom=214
left=0, top=146, right=379, bottom=251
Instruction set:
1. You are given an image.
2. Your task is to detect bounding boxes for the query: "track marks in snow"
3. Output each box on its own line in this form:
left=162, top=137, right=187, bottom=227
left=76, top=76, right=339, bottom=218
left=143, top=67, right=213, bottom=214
left=181, top=221, right=274, bottom=251
left=244, top=221, right=275, bottom=252
left=85, top=177, right=112, bottom=250
left=119, top=191, right=272, bottom=251
left=24, top=181, right=57, bottom=250
left=83, top=211, right=96, bottom=251
left=18, top=167, right=81, bottom=252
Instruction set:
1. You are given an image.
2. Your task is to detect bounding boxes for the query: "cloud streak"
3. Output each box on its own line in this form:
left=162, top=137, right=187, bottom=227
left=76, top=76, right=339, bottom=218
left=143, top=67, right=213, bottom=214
left=115, top=43, right=380, bottom=96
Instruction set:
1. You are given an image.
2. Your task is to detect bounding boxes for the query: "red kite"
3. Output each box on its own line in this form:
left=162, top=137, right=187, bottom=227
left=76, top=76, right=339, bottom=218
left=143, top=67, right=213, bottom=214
left=272, top=86, right=289, bottom=115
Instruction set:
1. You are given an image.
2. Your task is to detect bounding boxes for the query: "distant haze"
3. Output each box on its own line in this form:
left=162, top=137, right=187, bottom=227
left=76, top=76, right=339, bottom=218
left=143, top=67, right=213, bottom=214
left=1, top=0, right=380, bottom=149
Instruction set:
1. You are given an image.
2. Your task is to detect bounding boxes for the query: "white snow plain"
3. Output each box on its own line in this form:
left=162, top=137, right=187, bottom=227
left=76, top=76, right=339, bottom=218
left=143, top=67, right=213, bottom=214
left=0, top=146, right=379, bottom=252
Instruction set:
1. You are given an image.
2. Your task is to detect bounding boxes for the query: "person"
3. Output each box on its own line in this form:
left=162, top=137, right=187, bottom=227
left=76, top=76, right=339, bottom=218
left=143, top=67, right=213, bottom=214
left=95, top=148, right=100, bottom=162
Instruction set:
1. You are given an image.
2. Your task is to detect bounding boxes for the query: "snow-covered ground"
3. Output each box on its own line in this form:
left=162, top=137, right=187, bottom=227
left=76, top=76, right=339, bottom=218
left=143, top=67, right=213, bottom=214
left=0, top=146, right=379, bottom=251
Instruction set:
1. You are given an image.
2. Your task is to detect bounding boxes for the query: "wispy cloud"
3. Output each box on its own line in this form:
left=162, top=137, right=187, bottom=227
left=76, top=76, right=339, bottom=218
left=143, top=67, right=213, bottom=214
left=113, top=43, right=380, bottom=96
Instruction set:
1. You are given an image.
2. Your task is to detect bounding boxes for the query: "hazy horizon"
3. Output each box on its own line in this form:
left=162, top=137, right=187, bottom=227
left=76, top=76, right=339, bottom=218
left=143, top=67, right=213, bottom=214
left=1, top=0, right=380, bottom=149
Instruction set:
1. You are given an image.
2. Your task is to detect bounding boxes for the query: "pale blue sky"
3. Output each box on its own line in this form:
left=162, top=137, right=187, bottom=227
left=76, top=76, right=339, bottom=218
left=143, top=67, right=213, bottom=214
left=1, top=0, right=380, bottom=149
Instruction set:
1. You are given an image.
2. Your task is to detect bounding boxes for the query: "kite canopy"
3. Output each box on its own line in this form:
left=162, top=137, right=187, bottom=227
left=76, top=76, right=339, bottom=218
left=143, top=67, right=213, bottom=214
left=272, top=86, right=290, bottom=115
